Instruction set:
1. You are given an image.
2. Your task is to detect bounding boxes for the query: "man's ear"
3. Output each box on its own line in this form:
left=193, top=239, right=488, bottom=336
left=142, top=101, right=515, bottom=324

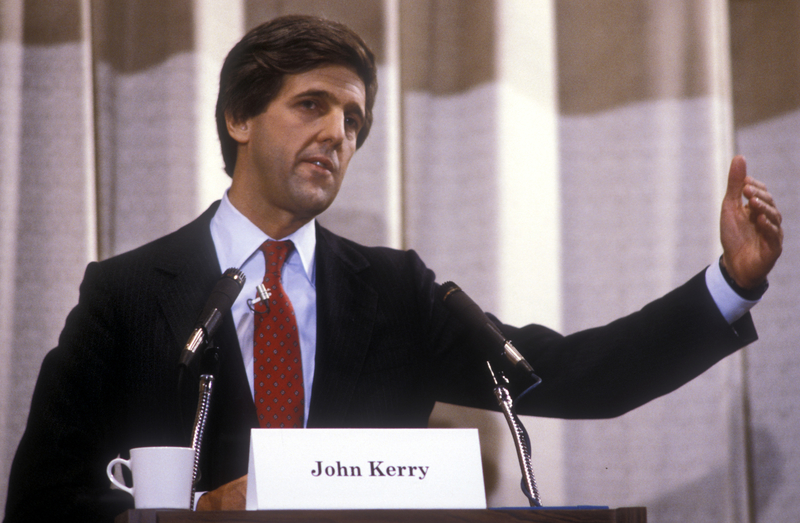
left=226, top=112, right=251, bottom=144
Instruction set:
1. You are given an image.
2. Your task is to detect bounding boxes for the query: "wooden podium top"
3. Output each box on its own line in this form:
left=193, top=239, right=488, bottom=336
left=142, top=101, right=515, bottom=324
left=116, top=507, right=646, bottom=523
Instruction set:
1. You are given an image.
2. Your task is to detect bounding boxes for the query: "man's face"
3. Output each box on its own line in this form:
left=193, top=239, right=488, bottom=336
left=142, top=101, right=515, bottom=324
left=230, top=64, right=367, bottom=231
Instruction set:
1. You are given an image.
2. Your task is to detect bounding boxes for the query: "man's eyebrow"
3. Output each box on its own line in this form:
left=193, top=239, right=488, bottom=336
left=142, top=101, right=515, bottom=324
left=294, top=88, right=329, bottom=100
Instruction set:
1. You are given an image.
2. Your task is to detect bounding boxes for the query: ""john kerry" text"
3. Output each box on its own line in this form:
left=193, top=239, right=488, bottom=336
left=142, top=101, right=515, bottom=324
left=311, top=460, right=429, bottom=480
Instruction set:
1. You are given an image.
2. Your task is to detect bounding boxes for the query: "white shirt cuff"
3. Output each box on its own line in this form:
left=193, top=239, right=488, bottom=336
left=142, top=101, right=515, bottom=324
left=705, top=261, right=760, bottom=324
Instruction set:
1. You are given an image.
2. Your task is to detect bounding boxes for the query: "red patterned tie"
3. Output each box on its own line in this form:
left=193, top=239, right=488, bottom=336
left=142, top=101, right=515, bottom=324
left=253, top=240, right=304, bottom=428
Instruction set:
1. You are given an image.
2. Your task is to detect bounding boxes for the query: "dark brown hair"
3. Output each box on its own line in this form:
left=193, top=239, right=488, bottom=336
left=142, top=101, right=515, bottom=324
left=215, top=15, right=378, bottom=176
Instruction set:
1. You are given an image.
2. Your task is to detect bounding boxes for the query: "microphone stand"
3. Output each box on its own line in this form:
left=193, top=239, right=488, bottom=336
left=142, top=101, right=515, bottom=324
left=188, top=346, right=219, bottom=510
left=486, top=361, right=542, bottom=507
left=189, top=374, right=214, bottom=509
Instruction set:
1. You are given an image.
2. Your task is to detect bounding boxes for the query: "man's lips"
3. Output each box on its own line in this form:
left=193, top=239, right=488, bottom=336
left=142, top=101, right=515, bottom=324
left=302, top=155, right=336, bottom=174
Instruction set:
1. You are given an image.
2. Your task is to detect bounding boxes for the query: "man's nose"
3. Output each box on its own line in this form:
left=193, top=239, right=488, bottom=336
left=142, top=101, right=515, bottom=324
left=318, top=110, right=346, bottom=147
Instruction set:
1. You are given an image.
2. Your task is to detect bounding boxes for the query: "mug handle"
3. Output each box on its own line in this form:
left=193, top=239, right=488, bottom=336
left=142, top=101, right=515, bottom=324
left=106, top=457, right=134, bottom=496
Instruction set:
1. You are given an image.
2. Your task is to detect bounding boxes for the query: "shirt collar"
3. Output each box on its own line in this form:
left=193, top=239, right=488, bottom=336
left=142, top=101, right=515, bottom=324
left=210, top=191, right=316, bottom=282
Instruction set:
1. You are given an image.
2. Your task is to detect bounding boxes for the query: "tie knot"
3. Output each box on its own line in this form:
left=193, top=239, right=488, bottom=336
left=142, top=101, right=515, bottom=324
left=259, top=240, right=294, bottom=276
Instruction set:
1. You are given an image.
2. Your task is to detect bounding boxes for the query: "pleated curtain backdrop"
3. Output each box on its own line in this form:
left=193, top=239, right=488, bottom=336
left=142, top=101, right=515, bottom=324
left=0, top=1, right=797, bottom=522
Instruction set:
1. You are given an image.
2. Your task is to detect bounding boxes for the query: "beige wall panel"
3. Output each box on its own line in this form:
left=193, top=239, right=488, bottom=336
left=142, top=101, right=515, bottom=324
left=2, top=3, right=95, bottom=508
left=730, top=0, right=800, bottom=127
left=0, top=1, right=25, bottom=513
left=731, top=3, right=800, bottom=522
left=735, top=112, right=800, bottom=523
left=92, top=1, right=200, bottom=258
left=557, top=1, right=750, bottom=521
left=406, top=0, right=562, bottom=507
left=558, top=0, right=717, bottom=115
left=400, top=0, right=495, bottom=94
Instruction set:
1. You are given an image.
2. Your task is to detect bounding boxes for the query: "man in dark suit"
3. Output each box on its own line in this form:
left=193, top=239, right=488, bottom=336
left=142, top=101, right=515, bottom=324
left=5, top=15, right=783, bottom=522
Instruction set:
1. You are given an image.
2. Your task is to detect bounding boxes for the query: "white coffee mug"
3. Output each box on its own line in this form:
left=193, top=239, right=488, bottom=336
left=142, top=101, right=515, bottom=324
left=106, top=446, right=195, bottom=509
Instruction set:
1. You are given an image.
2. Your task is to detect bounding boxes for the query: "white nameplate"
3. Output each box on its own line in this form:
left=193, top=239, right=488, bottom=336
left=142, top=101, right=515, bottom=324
left=246, top=428, right=486, bottom=510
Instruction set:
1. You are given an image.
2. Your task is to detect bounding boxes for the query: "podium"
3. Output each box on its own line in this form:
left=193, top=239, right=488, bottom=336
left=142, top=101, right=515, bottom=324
left=116, top=507, right=646, bottom=523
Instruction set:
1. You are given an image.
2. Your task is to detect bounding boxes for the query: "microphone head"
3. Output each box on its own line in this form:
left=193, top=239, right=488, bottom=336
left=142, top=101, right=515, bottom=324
left=436, top=281, right=462, bottom=304
left=223, top=267, right=246, bottom=284
left=198, top=268, right=247, bottom=338
left=436, top=280, right=542, bottom=391
left=215, top=267, right=246, bottom=301
left=179, top=268, right=246, bottom=368
left=436, top=281, right=507, bottom=357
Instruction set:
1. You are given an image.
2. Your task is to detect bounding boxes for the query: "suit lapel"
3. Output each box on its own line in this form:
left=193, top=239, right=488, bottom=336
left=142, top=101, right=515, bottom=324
left=149, top=203, right=254, bottom=438
left=153, top=204, right=225, bottom=360
left=308, top=226, right=378, bottom=426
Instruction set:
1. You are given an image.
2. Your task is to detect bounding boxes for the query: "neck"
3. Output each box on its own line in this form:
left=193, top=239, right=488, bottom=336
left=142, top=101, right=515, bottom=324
left=227, top=186, right=310, bottom=240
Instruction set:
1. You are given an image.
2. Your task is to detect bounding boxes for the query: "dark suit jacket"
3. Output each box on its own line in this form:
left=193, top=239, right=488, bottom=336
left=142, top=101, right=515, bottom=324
left=4, top=203, right=757, bottom=522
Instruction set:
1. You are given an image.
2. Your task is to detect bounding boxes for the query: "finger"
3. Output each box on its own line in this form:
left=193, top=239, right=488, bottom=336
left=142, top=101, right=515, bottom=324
left=755, top=213, right=784, bottom=253
left=753, top=199, right=783, bottom=227
left=724, top=155, right=747, bottom=203
left=743, top=184, right=775, bottom=206
left=746, top=189, right=781, bottom=226
left=752, top=198, right=784, bottom=237
left=748, top=198, right=783, bottom=225
left=743, top=176, right=767, bottom=191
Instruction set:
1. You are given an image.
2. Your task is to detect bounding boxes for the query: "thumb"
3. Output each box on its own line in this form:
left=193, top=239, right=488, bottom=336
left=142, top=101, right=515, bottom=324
left=724, top=155, right=747, bottom=204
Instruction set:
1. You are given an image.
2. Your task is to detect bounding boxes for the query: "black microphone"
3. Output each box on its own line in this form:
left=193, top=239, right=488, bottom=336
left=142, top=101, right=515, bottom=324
left=178, top=268, right=246, bottom=368
left=437, top=281, right=540, bottom=386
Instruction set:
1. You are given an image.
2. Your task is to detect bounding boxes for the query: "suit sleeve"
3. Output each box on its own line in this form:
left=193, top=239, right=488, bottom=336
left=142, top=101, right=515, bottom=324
left=5, top=262, right=134, bottom=522
left=426, top=269, right=757, bottom=419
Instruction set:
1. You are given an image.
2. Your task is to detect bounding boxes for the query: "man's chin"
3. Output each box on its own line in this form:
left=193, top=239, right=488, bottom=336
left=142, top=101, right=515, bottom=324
left=293, top=187, right=339, bottom=217
left=290, top=198, right=336, bottom=222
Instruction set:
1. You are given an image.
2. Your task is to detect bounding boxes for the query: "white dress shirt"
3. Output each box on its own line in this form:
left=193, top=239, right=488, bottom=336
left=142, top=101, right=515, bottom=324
left=705, top=260, right=761, bottom=323
left=210, top=192, right=317, bottom=426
